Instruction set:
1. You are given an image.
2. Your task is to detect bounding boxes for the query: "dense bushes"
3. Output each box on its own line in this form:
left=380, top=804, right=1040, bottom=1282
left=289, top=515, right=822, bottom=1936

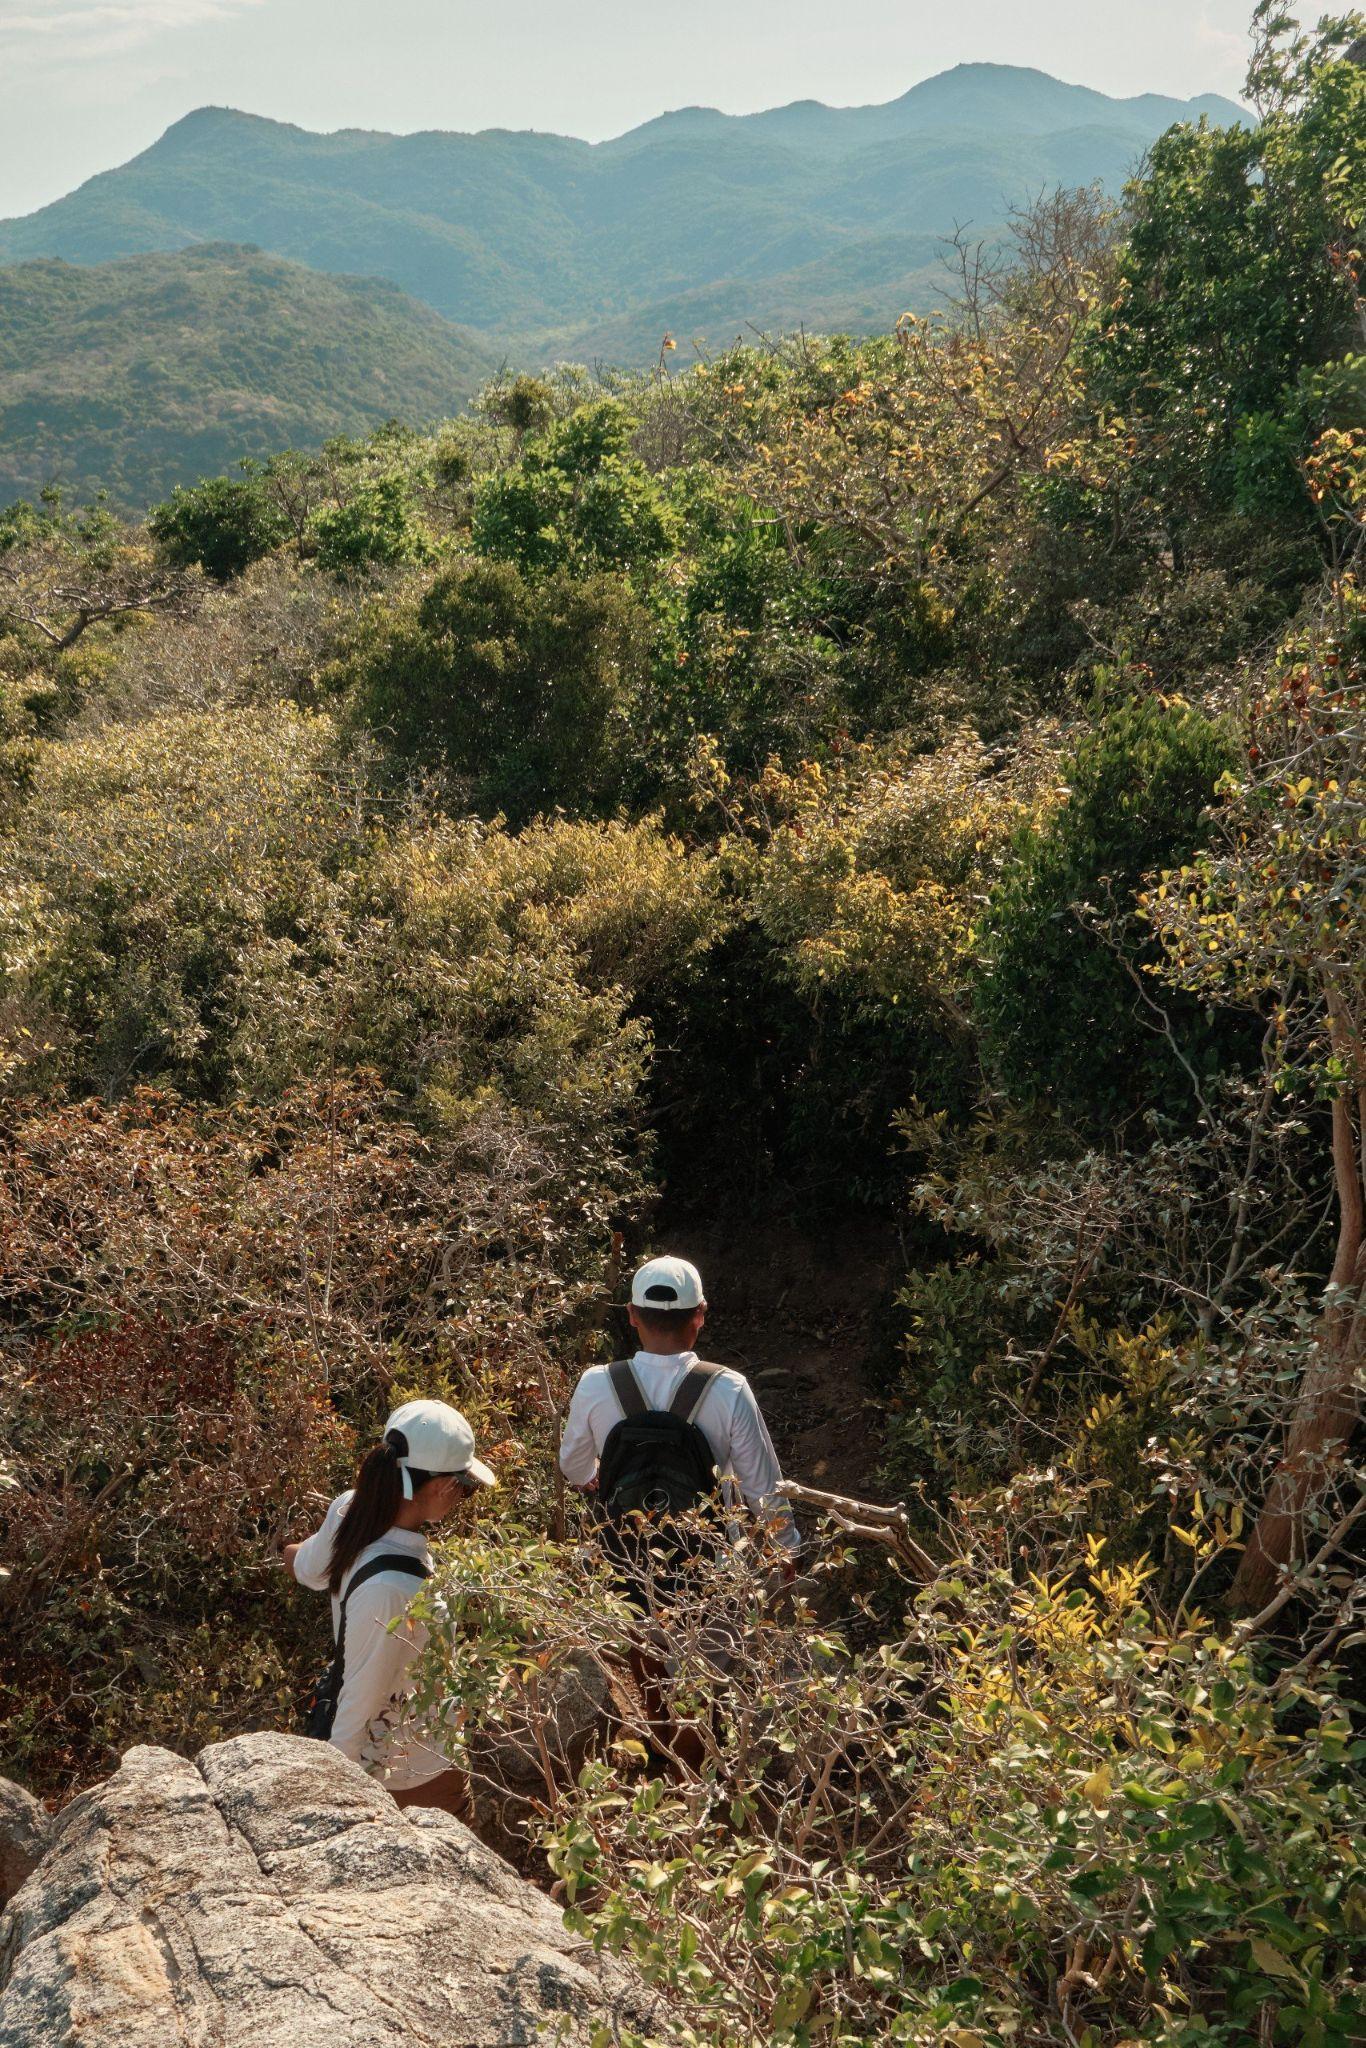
left=2, top=21, right=1365, bottom=2042
left=975, top=697, right=1241, bottom=1130
left=0, top=704, right=364, bottom=1098
left=412, top=1487, right=1365, bottom=2048
left=346, top=557, right=652, bottom=820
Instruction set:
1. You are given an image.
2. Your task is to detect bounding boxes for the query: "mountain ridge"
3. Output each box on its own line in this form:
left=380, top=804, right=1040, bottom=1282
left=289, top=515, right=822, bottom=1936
left=0, top=64, right=1248, bottom=359
left=126, top=64, right=1247, bottom=159
left=0, top=243, right=495, bottom=512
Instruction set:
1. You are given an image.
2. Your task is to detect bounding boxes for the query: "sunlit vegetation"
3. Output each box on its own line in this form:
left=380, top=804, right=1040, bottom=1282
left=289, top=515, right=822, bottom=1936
left=2, top=12, right=1364, bottom=2041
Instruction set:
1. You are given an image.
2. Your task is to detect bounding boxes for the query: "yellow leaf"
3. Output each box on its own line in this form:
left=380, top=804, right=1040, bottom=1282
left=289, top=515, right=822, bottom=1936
left=1082, top=1765, right=1113, bottom=1809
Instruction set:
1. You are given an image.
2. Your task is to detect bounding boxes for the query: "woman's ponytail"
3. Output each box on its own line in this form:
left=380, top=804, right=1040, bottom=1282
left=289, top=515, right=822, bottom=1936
left=327, top=1437, right=405, bottom=1595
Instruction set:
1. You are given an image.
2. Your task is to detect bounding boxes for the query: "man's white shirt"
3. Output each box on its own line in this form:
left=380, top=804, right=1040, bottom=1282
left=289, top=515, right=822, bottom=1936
left=558, top=1349, right=800, bottom=1553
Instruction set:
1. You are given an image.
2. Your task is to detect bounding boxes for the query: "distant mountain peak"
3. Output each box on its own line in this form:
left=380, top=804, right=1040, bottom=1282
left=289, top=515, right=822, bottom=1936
left=161, top=105, right=271, bottom=137
left=0, top=61, right=1249, bottom=381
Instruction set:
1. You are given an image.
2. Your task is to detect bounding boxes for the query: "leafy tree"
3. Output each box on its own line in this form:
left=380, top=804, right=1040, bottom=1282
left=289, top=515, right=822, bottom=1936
left=705, top=198, right=1107, bottom=610
left=1147, top=590, right=1366, bottom=1609
left=348, top=555, right=651, bottom=820
left=1085, top=7, right=1365, bottom=564
left=472, top=401, right=675, bottom=575
left=483, top=372, right=558, bottom=439
left=311, top=471, right=431, bottom=576
left=0, top=494, right=196, bottom=654
left=649, top=468, right=849, bottom=779
left=148, top=471, right=289, bottom=582
left=976, top=697, right=1241, bottom=1130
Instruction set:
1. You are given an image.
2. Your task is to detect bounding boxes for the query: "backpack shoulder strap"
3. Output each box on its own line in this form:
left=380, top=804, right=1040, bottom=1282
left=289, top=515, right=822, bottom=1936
left=669, top=1360, right=723, bottom=1424
left=609, top=1359, right=647, bottom=1419
left=340, top=1551, right=431, bottom=1614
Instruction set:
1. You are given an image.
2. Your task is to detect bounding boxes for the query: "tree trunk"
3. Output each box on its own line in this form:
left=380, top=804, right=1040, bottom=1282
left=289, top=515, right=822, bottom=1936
left=1228, top=1087, right=1366, bottom=1613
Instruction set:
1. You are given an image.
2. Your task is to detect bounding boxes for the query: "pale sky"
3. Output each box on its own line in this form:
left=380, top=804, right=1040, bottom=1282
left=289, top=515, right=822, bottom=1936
left=0, top=0, right=1272, bottom=219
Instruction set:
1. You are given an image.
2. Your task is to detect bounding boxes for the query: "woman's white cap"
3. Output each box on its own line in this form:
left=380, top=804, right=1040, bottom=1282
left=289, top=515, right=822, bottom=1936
left=631, top=1254, right=705, bottom=1311
left=384, top=1398, right=497, bottom=1499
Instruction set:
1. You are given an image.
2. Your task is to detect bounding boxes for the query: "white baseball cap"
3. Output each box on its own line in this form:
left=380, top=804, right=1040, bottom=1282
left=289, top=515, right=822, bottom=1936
left=384, top=1398, right=497, bottom=1498
left=630, top=1254, right=706, bottom=1312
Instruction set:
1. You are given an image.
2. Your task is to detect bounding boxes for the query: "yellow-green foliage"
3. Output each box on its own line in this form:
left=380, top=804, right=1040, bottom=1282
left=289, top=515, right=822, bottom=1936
left=0, top=704, right=362, bottom=1095
left=1145, top=587, right=1366, bottom=1090
left=746, top=729, right=1056, bottom=1020
left=411, top=1494, right=1365, bottom=2048
left=235, top=812, right=728, bottom=1146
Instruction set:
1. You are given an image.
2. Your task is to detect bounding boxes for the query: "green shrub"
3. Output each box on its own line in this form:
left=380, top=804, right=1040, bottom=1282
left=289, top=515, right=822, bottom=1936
left=312, top=472, right=430, bottom=576
left=347, top=554, right=651, bottom=822
left=975, top=697, right=1242, bottom=1130
left=149, top=472, right=288, bottom=582
left=472, top=400, right=675, bottom=575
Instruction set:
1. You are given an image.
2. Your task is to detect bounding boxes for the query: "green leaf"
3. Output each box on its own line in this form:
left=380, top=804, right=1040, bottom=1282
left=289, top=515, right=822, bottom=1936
left=1249, top=1936, right=1304, bottom=1984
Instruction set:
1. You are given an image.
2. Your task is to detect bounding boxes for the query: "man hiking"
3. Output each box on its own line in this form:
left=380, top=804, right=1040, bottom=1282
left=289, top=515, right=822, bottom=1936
left=559, top=1254, right=800, bottom=1566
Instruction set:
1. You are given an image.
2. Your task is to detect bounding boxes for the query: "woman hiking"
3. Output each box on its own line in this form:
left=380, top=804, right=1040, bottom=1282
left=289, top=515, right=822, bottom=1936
left=284, top=1398, right=496, bottom=1815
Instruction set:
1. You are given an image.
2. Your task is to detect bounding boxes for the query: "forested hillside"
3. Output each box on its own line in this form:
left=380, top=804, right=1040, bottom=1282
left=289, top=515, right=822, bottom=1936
left=1, top=12, right=1364, bottom=2045
left=0, top=66, right=1243, bottom=356
left=0, top=244, right=495, bottom=512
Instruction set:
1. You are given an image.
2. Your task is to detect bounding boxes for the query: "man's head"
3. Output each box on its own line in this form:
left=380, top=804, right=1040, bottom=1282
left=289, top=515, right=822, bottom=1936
left=628, top=1254, right=707, bottom=1353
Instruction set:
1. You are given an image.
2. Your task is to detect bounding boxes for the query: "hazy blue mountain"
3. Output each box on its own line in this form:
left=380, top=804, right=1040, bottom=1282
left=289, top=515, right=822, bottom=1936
left=612, top=65, right=1243, bottom=154
left=0, top=66, right=1248, bottom=360
left=0, top=244, right=495, bottom=511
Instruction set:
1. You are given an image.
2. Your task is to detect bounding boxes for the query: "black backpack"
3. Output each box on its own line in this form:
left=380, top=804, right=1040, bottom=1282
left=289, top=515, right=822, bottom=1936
left=301, top=1551, right=430, bottom=1742
left=597, top=1359, right=721, bottom=1530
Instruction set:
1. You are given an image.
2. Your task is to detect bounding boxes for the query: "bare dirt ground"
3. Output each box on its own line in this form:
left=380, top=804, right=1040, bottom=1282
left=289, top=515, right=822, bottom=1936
left=650, top=1210, right=905, bottom=1507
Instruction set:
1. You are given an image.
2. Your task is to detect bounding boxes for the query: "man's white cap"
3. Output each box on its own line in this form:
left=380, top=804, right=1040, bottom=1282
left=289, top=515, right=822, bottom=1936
left=384, top=1398, right=497, bottom=1499
left=630, top=1254, right=706, bottom=1312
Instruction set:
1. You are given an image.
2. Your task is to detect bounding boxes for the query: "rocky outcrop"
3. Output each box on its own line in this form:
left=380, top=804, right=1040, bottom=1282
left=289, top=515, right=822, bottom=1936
left=0, top=1783, right=49, bottom=1910
left=0, top=1731, right=640, bottom=2047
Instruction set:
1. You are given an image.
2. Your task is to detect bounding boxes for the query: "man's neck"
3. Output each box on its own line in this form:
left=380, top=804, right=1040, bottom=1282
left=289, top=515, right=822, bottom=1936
left=634, top=1346, right=697, bottom=1363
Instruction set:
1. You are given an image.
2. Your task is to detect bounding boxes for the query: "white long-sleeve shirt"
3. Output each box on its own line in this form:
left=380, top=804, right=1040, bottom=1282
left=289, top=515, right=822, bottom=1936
left=559, top=1350, right=800, bottom=1554
left=291, top=1493, right=448, bottom=1789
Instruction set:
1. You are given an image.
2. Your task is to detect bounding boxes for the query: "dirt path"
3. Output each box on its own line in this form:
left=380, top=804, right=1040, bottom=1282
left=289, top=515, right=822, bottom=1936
left=650, top=1210, right=903, bottom=1506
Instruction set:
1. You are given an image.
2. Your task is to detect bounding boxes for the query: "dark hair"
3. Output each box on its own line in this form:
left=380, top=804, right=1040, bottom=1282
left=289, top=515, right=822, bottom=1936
left=632, top=1302, right=704, bottom=1344
left=327, top=1436, right=406, bottom=1595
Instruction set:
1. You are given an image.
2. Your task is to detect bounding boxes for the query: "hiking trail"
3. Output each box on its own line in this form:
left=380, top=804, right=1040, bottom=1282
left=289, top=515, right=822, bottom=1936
left=650, top=1211, right=903, bottom=1506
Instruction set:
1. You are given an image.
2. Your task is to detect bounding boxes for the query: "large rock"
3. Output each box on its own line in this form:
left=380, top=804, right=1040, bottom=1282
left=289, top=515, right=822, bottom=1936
left=0, top=1783, right=49, bottom=1910
left=0, top=1731, right=642, bottom=2047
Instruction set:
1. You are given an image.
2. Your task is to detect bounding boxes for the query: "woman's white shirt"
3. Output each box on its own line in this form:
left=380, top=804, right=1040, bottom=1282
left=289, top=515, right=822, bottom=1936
left=291, top=1492, right=445, bottom=1785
